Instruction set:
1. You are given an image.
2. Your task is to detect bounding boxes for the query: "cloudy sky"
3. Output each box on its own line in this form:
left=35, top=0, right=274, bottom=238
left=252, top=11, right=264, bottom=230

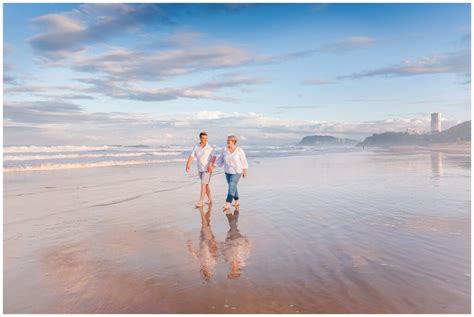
left=4, top=3, right=471, bottom=146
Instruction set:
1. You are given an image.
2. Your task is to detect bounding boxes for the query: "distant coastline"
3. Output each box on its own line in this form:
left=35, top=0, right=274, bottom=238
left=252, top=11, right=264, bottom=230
left=357, top=121, right=471, bottom=148
left=297, top=121, right=471, bottom=151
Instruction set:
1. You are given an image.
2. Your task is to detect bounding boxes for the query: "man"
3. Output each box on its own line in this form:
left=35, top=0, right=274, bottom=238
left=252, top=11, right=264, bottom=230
left=186, top=132, right=216, bottom=207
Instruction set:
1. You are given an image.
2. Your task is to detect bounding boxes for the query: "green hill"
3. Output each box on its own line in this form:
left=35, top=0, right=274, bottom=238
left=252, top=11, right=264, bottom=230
left=298, top=135, right=357, bottom=146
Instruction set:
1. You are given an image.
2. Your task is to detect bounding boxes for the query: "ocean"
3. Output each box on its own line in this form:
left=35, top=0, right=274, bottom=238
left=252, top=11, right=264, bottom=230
left=3, top=144, right=358, bottom=172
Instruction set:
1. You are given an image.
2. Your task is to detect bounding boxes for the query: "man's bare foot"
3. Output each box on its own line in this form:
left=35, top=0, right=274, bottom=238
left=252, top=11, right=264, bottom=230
left=223, top=203, right=231, bottom=211
left=195, top=201, right=204, bottom=208
left=233, top=201, right=240, bottom=207
left=206, top=200, right=212, bottom=205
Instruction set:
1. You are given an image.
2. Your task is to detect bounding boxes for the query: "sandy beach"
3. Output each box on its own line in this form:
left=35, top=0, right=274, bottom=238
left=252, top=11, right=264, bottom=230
left=4, top=149, right=471, bottom=313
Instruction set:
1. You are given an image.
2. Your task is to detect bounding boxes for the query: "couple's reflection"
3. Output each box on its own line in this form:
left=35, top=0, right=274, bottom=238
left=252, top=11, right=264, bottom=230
left=187, top=205, right=218, bottom=281
left=222, top=210, right=252, bottom=279
left=187, top=205, right=252, bottom=280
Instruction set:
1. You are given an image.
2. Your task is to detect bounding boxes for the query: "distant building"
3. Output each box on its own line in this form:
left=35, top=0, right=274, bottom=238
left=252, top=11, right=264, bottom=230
left=407, top=128, right=423, bottom=135
left=431, top=112, right=441, bottom=134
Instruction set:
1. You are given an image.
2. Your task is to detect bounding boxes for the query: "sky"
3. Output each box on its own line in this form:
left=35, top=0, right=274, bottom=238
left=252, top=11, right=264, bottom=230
left=3, top=3, right=471, bottom=146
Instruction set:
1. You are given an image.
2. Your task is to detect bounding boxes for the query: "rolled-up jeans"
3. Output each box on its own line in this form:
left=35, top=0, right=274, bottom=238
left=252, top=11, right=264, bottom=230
left=225, top=172, right=241, bottom=203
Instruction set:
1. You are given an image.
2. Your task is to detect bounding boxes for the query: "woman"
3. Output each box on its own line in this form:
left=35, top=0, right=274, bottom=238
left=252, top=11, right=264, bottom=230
left=214, top=135, right=249, bottom=211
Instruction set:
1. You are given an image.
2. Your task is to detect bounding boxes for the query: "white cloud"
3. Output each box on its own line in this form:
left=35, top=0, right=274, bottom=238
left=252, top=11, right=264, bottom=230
left=4, top=100, right=464, bottom=146
left=76, top=76, right=265, bottom=102
left=338, top=48, right=470, bottom=79
left=70, top=46, right=256, bottom=81
left=29, top=4, right=163, bottom=59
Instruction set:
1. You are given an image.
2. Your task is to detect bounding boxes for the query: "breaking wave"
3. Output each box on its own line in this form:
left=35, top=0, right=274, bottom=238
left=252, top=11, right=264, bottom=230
left=4, top=151, right=183, bottom=161
left=4, top=158, right=186, bottom=172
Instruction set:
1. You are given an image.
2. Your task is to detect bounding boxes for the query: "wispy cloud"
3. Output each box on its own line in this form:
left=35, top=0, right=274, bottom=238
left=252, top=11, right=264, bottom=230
left=276, top=105, right=319, bottom=110
left=319, top=36, right=375, bottom=53
left=77, top=76, right=265, bottom=102
left=302, top=79, right=332, bottom=85
left=39, top=94, right=96, bottom=100
left=69, top=46, right=257, bottom=81
left=338, top=48, right=470, bottom=79
left=345, top=98, right=393, bottom=102
left=4, top=83, right=86, bottom=94
left=276, top=36, right=376, bottom=61
left=4, top=100, right=155, bottom=126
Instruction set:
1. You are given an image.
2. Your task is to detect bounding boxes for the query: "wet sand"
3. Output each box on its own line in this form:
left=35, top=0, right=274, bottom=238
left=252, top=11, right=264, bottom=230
left=4, top=149, right=471, bottom=313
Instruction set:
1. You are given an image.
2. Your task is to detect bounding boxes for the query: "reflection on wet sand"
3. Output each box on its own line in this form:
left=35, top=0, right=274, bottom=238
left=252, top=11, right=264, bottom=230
left=187, top=207, right=253, bottom=280
left=430, top=151, right=444, bottom=178
left=222, top=210, right=252, bottom=279
left=187, top=205, right=218, bottom=280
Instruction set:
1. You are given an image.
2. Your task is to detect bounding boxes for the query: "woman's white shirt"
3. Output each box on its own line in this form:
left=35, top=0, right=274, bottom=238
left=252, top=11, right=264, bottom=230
left=216, top=147, right=248, bottom=174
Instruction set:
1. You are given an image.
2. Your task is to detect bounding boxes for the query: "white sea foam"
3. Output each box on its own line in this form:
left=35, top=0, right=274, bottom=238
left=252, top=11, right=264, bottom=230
left=3, top=144, right=355, bottom=172
left=4, top=158, right=186, bottom=172
left=4, top=151, right=183, bottom=161
left=3, top=145, right=118, bottom=153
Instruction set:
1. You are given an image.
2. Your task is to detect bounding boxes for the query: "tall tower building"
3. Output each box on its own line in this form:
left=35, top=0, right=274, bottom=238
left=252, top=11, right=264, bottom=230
left=431, top=112, right=441, bottom=134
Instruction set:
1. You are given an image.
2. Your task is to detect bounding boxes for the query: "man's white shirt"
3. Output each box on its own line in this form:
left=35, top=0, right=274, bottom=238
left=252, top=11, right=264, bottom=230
left=190, top=142, right=215, bottom=172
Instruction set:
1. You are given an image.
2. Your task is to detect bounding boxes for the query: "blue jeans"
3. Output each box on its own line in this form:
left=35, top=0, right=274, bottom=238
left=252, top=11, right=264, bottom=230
left=225, top=173, right=241, bottom=203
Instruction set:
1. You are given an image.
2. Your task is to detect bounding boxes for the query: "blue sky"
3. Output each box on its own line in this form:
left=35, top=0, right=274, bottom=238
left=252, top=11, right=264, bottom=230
left=3, top=3, right=471, bottom=145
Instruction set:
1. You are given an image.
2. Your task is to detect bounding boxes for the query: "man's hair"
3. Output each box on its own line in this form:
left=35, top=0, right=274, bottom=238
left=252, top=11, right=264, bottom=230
left=199, top=132, right=208, bottom=138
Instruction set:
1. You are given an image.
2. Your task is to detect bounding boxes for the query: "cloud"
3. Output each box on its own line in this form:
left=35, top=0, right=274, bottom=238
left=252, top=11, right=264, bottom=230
left=460, top=32, right=471, bottom=47
left=302, top=79, right=331, bottom=85
left=276, top=105, right=319, bottom=110
left=29, top=4, right=164, bottom=59
left=4, top=99, right=465, bottom=146
left=4, top=100, right=155, bottom=126
left=27, top=4, right=259, bottom=60
left=3, top=73, right=16, bottom=84
left=29, top=6, right=374, bottom=82
left=276, top=36, right=376, bottom=61
left=77, top=76, right=265, bottom=102
left=319, top=36, right=375, bottom=53
left=147, top=31, right=202, bottom=49
left=345, top=98, right=393, bottom=102
left=3, top=63, right=19, bottom=85
left=338, top=48, right=470, bottom=79
left=39, top=94, right=96, bottom=100
left=25, top=7, right=376, bottom=106
left=62, top=34, right=372, bottom=84
left=4, top=83, right=86, bottom=94
left=4, top=68, right=265, bottom=103
left=5, top=101, right=82, bottom=124
left=3, top=100, right=160, bottom=145
left=70, top=45, right=256, bottom=81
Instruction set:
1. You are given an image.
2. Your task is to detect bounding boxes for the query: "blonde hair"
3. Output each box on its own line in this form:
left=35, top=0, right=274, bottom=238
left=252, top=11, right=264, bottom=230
left=227, top=135, right=237, bottom=144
